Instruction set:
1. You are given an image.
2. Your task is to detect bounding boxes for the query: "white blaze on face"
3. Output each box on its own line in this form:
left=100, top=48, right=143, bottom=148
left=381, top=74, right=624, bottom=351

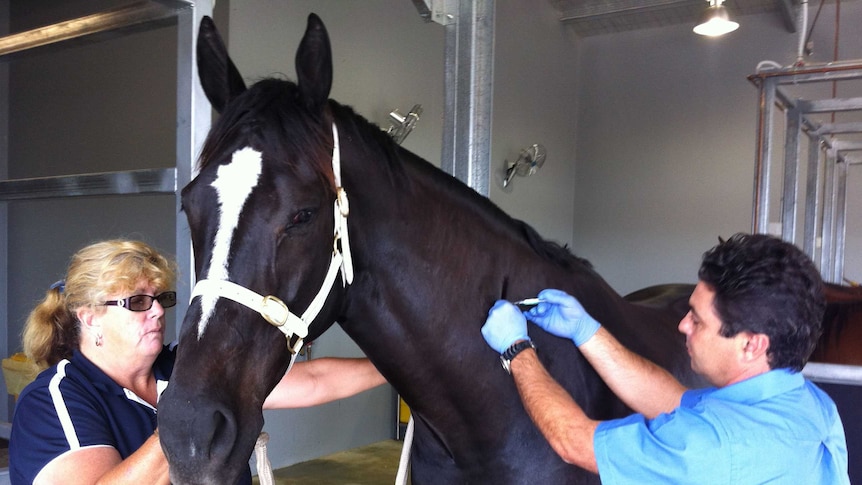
left=197, top=147, right=263, bottom=339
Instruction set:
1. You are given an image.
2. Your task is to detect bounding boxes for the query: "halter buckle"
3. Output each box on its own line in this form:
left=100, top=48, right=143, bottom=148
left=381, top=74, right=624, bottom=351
left=287, top=335, right=303, bottom=355
left=261, top=295, right=289, bottom=327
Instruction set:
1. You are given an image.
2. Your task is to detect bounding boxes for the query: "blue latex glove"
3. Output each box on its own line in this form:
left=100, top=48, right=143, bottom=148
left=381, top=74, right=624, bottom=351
left=525, top=289, right=601, bottom=346
left=482, top=300, right=530, bottom=354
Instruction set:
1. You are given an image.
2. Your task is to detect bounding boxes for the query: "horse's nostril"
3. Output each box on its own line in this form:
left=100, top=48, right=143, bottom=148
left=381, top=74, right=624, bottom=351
left=160, top=398, right=238, bottom=461
left=160, top=392, right=259, bottom=485
left=203, top=405, right=238, bottom=460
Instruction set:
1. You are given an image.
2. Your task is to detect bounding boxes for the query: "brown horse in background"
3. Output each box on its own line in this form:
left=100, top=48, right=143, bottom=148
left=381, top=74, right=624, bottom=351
left=625, top=282, right=862, bottom=366
left=811, top=283, right=862, bottom=365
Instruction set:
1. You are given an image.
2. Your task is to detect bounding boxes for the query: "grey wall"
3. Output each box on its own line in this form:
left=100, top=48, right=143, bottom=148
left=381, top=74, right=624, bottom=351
left=227, top=0, right=445, bottom=163
left=572, top=4, right=862, bottom=295
left=489, top=1, right=580, bottom=247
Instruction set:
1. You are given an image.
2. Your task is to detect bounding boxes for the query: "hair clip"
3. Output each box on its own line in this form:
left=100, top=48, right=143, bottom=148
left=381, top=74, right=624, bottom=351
left=50, top=280, right=65, bottom=294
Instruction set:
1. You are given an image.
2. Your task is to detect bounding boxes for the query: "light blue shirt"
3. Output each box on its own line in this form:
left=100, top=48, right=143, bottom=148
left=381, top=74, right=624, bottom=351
left=594, top=368, right=849, bottom=484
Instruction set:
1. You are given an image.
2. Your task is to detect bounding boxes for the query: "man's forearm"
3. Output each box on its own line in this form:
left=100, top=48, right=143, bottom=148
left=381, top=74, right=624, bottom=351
left=579, top=327, right=686, bottom=418
left=510, top=349, right=599, bottom=473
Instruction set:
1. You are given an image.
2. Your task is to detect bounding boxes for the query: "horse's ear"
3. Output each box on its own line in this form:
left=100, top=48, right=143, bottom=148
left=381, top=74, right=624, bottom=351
left=197, top=16, right=247, bottom=114
left=295, top=13, right=332, bottom=113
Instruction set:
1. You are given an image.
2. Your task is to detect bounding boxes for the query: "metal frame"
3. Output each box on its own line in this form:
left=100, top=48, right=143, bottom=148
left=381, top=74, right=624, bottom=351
left=749, top=61, right=862, bottom=283
left=803, top=362, right=862, bottom=386
left=415, top=0, right=494, bottom=196
left=0, top=1, right=189, bottom=59
left=0, top=0, right=212, bottom=337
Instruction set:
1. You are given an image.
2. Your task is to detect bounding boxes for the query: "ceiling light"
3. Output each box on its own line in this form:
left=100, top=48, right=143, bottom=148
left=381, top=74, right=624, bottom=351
left=693, top=0, right=739, bottom=37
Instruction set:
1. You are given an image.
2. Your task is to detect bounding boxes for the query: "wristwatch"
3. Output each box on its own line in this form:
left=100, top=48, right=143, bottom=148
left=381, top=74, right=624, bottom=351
left=500, top=340, right=536, bottom=374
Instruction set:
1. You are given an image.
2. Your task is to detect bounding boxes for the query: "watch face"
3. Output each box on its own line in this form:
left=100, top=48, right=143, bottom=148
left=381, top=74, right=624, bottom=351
left=500, top=355, right=512, bottom=374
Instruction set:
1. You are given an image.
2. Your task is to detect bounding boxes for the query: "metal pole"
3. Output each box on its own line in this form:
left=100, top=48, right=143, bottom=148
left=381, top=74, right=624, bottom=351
left=802, top=135, right=822, bottom=261
left=174, top=1, right=212, bottom=338
left=752, top=76, right=776, bottom=234
left=781, top=106, right=802, bottom=241
left=820, top=149, right=837, bottom=281
left=834, top=159, right=848, bottom=283
left=441, top=0, right=494, bottom=196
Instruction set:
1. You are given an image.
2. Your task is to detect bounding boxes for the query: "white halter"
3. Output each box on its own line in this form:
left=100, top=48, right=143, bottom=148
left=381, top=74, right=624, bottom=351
left=190, top=123, right=353, bottom=354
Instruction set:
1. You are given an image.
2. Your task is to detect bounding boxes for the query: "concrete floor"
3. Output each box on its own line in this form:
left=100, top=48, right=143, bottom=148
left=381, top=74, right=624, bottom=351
left=0, top=438, right=406, bottom=483
left=253, top=439, right=407, bottom=485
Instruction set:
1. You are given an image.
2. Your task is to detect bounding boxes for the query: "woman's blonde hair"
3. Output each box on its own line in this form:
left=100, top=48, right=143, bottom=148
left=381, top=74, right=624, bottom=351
left=23, top=239, right=177, bottom=368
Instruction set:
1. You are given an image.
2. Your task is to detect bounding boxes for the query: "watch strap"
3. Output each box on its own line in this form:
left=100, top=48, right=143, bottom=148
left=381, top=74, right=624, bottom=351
left=500, top=340, right=536, bottom=374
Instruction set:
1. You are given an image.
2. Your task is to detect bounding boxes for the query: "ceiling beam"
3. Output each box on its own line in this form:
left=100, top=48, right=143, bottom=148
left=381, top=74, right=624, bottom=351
left=558, top=0, right=694, bottom=22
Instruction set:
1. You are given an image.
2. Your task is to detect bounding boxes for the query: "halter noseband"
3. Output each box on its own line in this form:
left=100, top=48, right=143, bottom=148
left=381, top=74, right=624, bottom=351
left=190, top=123, right=353, bottom=354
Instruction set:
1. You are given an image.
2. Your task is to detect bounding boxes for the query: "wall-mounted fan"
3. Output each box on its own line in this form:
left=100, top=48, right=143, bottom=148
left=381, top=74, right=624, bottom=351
left=387, top=104, right=423, bottom=144
left=496, top=144, right=546, bottom=192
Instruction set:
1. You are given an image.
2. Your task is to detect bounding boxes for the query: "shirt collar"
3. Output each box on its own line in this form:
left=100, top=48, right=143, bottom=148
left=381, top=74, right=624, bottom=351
left=708, top=368, right=804, bottom=405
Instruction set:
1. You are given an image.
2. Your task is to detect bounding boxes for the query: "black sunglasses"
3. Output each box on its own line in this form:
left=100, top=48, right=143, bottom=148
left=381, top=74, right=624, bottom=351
left=102, top=291, right=177, bottom=312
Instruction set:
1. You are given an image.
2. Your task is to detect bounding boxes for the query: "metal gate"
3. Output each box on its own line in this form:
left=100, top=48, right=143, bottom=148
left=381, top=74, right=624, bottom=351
left=0, top=0, right=212, bottom=428
left=750, top=61, right=862, bottom=283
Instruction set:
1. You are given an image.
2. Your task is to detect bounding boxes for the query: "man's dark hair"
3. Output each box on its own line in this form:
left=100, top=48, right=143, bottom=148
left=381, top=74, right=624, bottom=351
left=698, top=233, right=825, bottom=372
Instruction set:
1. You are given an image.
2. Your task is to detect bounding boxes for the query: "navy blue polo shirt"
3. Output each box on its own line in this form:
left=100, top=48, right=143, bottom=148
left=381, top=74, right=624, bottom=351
left=9, top=346, right=174, bottom=484
left=9, top=345, right=254, bottom=484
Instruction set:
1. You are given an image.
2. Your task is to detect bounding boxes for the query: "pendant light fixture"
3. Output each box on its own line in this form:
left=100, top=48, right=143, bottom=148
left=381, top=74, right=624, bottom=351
left=693, top=0, right=739, bottom=37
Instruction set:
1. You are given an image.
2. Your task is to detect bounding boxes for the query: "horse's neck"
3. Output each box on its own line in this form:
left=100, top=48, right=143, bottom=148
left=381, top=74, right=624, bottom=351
left=340, top=139, right=624, bottom=326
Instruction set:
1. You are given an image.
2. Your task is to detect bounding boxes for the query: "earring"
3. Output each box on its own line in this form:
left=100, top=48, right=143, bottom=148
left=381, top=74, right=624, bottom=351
left=95, top=334, right=103, bottom=347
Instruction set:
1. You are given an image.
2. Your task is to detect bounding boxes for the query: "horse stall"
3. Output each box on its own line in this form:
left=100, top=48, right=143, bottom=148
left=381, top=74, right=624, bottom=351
left=2, top=0, right=862, bottom=483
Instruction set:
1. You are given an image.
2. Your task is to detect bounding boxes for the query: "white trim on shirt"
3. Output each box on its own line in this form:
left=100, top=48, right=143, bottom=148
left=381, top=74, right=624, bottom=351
left=48, top=360, right=79, bottom=449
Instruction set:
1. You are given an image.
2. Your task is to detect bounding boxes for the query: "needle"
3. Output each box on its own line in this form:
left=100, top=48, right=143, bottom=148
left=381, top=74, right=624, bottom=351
left=513, top=298, right=545, bottom=307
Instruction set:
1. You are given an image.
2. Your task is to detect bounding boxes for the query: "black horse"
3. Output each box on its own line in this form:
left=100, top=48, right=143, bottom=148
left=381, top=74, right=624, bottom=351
left=158, top=14, right=704, bottom=484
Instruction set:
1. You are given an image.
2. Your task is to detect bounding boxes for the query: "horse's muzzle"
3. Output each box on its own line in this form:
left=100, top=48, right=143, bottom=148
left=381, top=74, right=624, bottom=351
left=159, top=386, right=261, bottom=485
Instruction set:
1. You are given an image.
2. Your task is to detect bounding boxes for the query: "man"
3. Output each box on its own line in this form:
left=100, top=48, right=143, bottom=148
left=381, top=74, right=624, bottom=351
left=482, top=233, right=849, bottom=483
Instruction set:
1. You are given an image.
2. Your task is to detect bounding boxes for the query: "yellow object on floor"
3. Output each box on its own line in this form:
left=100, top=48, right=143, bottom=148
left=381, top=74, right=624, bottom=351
left=399, top=396, right=411, bottom=424
left=2, top=353, right=38, bottom=398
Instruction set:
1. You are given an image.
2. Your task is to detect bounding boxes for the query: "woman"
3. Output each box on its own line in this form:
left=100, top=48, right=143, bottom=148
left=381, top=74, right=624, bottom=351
left=10, top=239, right=386, bottom=485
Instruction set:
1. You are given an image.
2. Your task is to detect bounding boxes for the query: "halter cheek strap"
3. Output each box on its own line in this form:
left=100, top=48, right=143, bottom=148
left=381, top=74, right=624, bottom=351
left=190, top=122, right=353, bottom=354
left=332, top=122, right=353, bottom=285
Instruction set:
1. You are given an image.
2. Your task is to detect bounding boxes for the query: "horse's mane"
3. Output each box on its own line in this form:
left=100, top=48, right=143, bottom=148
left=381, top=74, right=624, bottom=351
left=328, top=101, right=410, bottom=188
left=515, top=219, right=592, bottom=271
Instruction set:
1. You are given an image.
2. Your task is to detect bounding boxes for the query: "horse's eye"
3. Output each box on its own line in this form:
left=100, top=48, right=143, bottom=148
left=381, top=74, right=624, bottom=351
left=291, top=209, right=314, bottom=225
